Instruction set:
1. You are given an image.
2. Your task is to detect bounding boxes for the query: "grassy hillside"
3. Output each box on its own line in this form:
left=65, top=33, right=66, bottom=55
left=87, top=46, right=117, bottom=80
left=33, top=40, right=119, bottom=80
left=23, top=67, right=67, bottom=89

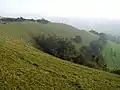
left=0, top=22, right=98, bottom=44
left=103, top=41, right=120, bottom=70
left=0, top=38, right=120, bottom=90
left=0, top=21, right=120, bottom=89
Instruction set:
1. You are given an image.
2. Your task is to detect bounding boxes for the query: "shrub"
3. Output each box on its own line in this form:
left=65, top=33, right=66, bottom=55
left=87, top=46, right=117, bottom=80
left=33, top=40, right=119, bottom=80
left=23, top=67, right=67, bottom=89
left=111, top=70, right=120, bottom=75
left=72, top=35, right=82, bottom=43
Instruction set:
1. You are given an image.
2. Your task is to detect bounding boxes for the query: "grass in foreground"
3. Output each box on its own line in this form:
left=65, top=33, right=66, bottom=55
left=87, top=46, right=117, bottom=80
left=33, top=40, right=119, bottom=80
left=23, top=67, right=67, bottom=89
left=0, top=38, right=120, bottom=90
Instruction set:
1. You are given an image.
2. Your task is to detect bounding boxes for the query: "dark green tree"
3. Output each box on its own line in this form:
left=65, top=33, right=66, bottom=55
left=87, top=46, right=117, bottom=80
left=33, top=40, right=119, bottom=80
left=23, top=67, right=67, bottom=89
left=72, top=35, right=82, bottom=43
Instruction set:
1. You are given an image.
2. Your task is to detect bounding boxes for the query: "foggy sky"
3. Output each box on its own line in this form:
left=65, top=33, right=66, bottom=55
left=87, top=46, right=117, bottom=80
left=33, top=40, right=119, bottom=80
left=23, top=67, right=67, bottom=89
left=0, top=0, right=120, bottom=19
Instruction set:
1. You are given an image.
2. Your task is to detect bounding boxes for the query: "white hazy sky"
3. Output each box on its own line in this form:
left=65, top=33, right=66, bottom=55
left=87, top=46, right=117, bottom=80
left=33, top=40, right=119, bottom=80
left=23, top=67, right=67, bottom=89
left=0, top=0, right=120, bottom=19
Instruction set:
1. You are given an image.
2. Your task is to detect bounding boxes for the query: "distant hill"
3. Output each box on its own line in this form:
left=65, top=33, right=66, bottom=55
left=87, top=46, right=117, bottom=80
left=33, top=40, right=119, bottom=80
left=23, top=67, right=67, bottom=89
left=0, top=21, right=98, bottom=45
left=47, top=17, right=120, bottom=36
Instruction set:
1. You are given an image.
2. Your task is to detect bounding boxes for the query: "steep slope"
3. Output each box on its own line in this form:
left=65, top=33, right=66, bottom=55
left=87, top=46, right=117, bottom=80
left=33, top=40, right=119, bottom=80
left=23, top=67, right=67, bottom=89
left=0, top=22, right=98, bottom=44
left=0, top=38, right=120, bottom=90
left=102, top=41, right=120, bottom=70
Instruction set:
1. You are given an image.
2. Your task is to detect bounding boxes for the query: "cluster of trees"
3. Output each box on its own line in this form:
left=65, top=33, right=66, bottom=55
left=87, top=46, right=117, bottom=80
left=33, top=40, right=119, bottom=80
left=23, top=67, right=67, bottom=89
left=71, top=35, right=82, bottom=43
left=89, top=30, right=99, bottom=35
left=0, top=17, right=26, bottom=22
left=0, top=17, right=50, bottom=24
left=89, top=30, right=120, bottom=44
left=90, top=33, right=107, bottom=66
left=33, top=34, right=76, bottom=60
left=36, top=18, right=50, bottom=24
left=32, top=33, right=108, bottom=69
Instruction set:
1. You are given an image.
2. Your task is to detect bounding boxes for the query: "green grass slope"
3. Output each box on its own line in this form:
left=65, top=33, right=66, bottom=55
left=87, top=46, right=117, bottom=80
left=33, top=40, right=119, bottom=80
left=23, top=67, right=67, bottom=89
left=0, top=38, right=120, bottom=90
left=103, top=41, right=120, bottom=70
left=0, top=22, right=98, bottom=44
